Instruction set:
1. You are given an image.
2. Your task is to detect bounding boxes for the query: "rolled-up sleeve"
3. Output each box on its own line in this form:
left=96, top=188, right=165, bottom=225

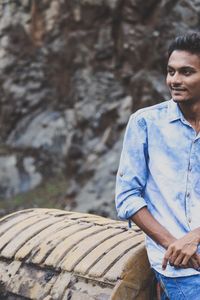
left=115, top=113, right=148, bottom=220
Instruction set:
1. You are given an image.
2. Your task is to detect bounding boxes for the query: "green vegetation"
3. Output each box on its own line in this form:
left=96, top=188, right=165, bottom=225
left=0, top=174, right=68, bottom=216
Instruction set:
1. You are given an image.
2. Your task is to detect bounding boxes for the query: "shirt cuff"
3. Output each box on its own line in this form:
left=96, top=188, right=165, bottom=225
left=117, top=196, right=147, bottom=220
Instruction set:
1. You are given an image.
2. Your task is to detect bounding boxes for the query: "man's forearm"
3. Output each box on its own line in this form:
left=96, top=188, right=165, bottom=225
left=131, top=207, right=200, bottom=270
left=131, top=207, right=176, bottom=249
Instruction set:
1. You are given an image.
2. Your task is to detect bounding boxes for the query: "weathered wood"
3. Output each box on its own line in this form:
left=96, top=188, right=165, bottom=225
left=0, top=209, right=153, bottom=299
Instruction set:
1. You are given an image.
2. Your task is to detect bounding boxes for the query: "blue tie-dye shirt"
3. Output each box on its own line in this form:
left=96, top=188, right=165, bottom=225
left=115, top=99, right=200, bottom=277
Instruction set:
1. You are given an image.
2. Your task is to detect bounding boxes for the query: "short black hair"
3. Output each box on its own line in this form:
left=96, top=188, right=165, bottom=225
left=168, top=32, right=200, bottom=58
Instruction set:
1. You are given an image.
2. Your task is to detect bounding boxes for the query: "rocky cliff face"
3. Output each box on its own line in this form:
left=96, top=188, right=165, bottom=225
left=0, top=0, right=199, bottom=218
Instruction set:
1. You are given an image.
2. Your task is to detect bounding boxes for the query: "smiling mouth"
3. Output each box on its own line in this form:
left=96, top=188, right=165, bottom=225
left=171, top=88, right=186, bottom=92
left=171, top=86, right=185, bottom=89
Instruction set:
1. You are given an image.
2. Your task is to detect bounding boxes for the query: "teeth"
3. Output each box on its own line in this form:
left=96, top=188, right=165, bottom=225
left=172, top=89, right=185, bottom=91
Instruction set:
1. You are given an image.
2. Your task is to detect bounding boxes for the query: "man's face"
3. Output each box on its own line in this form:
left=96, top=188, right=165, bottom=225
left=166, top=50, right=200, bottom=104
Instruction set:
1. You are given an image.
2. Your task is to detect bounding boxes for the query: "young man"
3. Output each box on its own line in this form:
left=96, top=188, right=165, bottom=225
left=115, top=32, right=200, bottom=299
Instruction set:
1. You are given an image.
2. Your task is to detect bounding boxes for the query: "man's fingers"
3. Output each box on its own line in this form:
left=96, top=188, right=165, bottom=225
left=187, top=257, right=199, bottom=270
left=162, top=239, right=200, bottom=270
left=173, top=253, right=184, bottom=267
left=192, top=253, right=200, bottom=270
left=162, top=248, right=173, bottom=270
left=162, top=257, right=168, bottom=270
left=195, top=253, right=200, bottom=266
left=181, top=254, right=192, bottom=267
left=169, top=254, right=178, bottom=266
left=182, top=254, right=200, bottom=270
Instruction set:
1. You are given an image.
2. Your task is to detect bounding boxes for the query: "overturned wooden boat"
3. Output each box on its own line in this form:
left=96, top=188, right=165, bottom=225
left=0, top=208, right=154, bottom=299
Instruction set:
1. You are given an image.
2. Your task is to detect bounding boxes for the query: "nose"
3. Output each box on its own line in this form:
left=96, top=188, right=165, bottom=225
left=170, top=72, right=182, bottom=86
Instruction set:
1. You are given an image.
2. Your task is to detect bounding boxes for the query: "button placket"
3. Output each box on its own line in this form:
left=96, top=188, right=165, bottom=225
left=185, top=189, right=192, bottom=224
left=185, top=198, right=191, bottom=225
left=185, top=140, right=195, bottom=225
left=188, top=165, right=192, bottom=172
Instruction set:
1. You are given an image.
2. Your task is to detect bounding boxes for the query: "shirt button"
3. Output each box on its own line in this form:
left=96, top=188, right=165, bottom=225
left=186, top=192, right=190, bottom=198
left=188, top=217, right=192, bottom=223
left=119, top=172, right=124, bottom=177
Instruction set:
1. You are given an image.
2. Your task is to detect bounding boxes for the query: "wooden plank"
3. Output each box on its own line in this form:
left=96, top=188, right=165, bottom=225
left=43, top=226, right=105, bottom=268
left=88, top=235, right=144, bottom=278
left=0, top=210, right=39, bottom=237
left=1, top=217, right=69, bottom=258
left=104, top=245, right=144, bottom=282
left=65, top=212, right=99, bottom=220
left=15, top=220, right=75, bottom=260
left=29, top=223, right=93, bottom=265
left=50, top=272, right=71, bottom=299
left=74, top=231, right=138, bottom=275
left=59, top=228, right=123, bottom=272
left=0, top=214, right=49, bottom=254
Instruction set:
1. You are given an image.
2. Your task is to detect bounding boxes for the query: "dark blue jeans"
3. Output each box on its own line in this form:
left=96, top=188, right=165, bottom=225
left=154, top=270, right=200, bottom=300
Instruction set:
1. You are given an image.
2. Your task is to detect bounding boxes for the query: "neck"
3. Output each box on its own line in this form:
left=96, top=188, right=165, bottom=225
left=178, top=101, right=200, bottom=133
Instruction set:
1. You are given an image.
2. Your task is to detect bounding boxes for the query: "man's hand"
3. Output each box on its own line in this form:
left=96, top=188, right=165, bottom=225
left=162, top=230, right=200, bottom=270
left=131, top=208, right=200, bottom=271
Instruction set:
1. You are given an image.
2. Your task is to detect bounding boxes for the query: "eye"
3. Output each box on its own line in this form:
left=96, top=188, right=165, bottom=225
left=167, top=69, right=175, bottom=76
left=182, top=69, right=192, bottom=76
left=180, top=67, right=196, bottom=76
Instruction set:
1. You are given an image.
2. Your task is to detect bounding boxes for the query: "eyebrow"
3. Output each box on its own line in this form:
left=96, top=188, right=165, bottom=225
left=167, top=64, right=196, bottom=70
left=167, top=65, right=197, bottom=72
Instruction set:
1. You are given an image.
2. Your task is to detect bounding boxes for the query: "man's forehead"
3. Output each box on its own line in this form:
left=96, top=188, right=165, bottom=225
left=168, top=50, right=200, bottom=68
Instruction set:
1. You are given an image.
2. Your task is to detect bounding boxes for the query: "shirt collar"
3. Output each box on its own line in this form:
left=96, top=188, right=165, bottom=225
left=168, top=99, right=184, bottom=123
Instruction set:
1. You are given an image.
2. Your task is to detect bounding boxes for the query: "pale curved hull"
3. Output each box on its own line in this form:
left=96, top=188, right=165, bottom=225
left=0, top=208, right=153, bottom=299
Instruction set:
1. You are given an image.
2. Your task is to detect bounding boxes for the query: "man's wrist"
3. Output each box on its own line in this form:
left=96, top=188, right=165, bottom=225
left=161, top=234, right=176, bottom=249
left=193, top=227, right=200, bottom=244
